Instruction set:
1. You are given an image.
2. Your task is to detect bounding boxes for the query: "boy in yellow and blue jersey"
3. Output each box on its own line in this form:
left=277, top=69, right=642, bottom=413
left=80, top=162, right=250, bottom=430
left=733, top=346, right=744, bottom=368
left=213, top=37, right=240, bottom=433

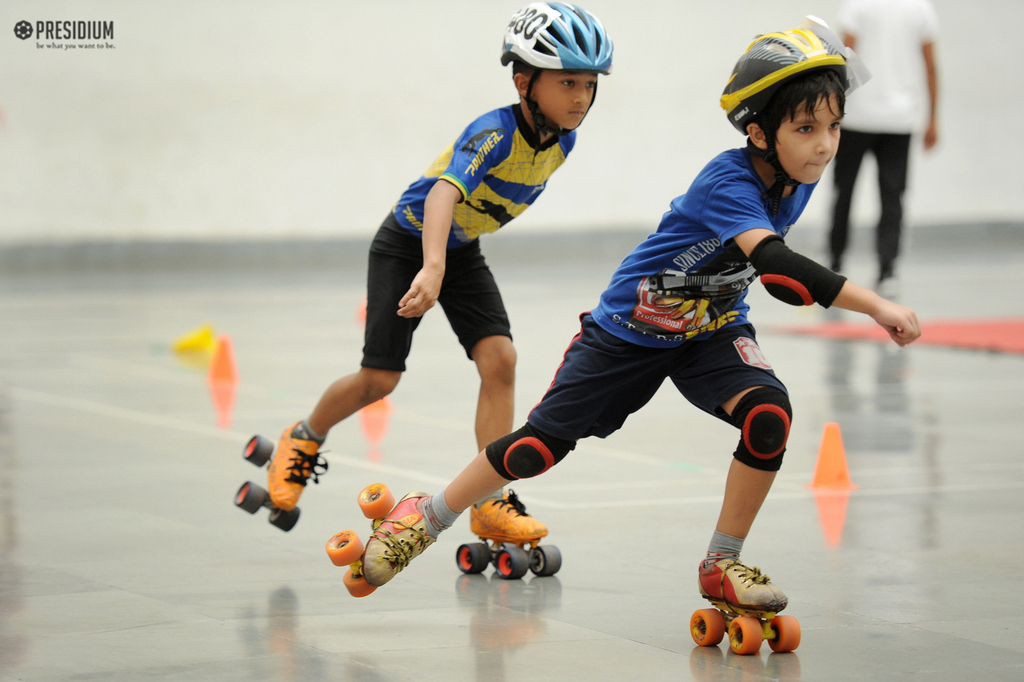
left=263, top=4, right=614, bottom=540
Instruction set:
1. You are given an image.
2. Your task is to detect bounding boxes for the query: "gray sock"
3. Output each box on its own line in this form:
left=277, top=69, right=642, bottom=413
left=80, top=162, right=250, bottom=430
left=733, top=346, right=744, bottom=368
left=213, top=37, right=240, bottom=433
left=292, top=419, right=325, bottom=444
left=474, top=487, right=504, bottom=508
left=703, top=531, right=744, bottom=568
left=419, top=488, right=461, bottom=538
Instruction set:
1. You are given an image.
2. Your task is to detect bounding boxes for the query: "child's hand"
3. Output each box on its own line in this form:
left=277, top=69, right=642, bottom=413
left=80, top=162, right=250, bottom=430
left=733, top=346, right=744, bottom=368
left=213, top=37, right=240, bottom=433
left=398, top=266, right=443, bottom=318
left=871, top=300, right=921, bottom=347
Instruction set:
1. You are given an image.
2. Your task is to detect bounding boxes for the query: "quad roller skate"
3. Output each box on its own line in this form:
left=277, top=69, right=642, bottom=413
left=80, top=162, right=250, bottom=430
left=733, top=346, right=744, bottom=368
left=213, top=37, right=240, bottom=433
left=325, top=484, right=436, bottom=597
left=689, top=558, right=801, bottom=655
left=234, top=423, right=327, bottom=532
left=457, top=490, right=560, bottom=580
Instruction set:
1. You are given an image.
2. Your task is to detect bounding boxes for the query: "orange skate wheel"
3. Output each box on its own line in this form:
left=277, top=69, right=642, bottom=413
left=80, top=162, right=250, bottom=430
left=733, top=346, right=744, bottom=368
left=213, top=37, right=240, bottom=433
left=768, top=615, right=801, bottom=652
left=325, top=530, right=364, bottom=567
left=690, top=608, right=726, bottom=647
left=728, top=616, right=763, bottom=655
left=343, top=568, right=376, bottom=598
left=358, top=483, right=394, bottom=519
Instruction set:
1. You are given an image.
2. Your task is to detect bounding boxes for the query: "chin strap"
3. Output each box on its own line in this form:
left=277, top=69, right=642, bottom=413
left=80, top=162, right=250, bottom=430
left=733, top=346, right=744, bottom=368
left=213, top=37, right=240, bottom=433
left=746, top=136, right=800, bottom=215
left=525, top=97, right=566, bottom=138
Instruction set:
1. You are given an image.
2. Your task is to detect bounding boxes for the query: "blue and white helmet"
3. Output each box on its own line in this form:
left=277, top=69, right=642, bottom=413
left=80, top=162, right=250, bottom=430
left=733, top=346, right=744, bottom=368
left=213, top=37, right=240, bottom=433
left=501, top=3, right=613, bottom=74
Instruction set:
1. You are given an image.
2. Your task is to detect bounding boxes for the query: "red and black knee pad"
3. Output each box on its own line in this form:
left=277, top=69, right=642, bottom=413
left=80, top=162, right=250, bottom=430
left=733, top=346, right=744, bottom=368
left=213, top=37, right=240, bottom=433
left=485, top=423, right=575, bottom=480
left=731, top=387, right=792, bottom=472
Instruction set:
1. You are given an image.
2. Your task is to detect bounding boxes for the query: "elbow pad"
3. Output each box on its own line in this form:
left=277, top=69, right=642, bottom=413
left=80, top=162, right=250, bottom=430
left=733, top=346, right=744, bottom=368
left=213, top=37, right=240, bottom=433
left=749, top=235, right=847, bottom=307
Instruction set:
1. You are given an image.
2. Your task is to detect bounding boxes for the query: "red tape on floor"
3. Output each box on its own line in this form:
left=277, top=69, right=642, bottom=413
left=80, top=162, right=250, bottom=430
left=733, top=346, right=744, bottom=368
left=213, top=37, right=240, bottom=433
left=772, top=318, right=1024, bottom=355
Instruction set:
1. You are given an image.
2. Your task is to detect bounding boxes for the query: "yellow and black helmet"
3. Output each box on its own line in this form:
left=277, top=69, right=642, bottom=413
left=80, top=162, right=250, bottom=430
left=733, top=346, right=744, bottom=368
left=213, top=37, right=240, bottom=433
left=721, top=19, right=849, bottom=134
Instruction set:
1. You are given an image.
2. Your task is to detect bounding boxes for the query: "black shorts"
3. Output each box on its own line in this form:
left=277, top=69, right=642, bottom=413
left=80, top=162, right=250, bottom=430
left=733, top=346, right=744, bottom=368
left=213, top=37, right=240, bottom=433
left=362, top=215, right=512, bottom=372
left=527, top=313, right=786, bottom=442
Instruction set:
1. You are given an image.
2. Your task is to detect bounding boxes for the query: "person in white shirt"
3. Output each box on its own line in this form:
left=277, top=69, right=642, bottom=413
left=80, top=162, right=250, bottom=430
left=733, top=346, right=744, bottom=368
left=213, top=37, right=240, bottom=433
left=828, top=0, right=939, bottom=296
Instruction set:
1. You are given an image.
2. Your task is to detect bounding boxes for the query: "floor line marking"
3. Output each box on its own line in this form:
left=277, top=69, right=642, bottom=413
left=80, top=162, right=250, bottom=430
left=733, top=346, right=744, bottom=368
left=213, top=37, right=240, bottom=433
left=10, top=386, right=452, bottom=487
left=15, top=386, right=1022, bottom=509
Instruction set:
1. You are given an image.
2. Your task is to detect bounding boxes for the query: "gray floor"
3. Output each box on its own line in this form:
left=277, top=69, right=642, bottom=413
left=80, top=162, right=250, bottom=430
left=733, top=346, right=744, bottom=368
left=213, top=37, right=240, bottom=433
left=1, top=227, right=1023, bottom=681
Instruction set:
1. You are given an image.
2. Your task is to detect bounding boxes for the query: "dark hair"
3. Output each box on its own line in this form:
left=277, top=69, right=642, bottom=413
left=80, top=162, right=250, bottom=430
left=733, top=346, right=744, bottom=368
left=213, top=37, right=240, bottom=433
left=511, top=61, right=536, bottom=77
left=755, top=69, right=846, bottom=138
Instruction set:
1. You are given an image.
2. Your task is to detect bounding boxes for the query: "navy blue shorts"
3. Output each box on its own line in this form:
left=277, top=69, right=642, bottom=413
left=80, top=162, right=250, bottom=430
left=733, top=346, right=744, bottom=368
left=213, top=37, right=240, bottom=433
left=527, top=313, right=786, bottom=442
left=362, top=215, right=511, bottom=372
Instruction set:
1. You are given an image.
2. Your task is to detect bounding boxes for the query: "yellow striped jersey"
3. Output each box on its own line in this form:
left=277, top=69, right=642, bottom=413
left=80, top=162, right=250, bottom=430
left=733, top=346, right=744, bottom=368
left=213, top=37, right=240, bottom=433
left=392, top=104, right=575, bottom=246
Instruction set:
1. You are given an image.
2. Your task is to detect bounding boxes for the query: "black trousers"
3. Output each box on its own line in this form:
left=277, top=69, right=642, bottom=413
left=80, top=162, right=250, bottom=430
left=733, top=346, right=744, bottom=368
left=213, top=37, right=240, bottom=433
left=829, top=129, right=912, bottom=279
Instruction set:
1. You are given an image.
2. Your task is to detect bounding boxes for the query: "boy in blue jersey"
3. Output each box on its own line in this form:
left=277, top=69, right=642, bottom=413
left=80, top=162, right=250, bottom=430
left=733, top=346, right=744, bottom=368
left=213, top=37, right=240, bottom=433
left=262, top=5, right=614, bottom=541
left=341, top=17, right=922, bottom=612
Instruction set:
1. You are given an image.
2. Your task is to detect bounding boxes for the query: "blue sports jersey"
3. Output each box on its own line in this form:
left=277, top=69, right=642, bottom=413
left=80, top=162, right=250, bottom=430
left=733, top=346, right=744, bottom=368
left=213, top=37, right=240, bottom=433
left=393, top=105, right=575, bottom=247
left=591, top=148, right=817, bottom=348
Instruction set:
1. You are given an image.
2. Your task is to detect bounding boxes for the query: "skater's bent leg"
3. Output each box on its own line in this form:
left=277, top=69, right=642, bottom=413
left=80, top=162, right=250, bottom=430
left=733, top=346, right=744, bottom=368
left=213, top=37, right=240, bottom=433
left=697, top=386, right=790, bottom=612
left=421, top=447, right=525, bottom=537
left=701, top=460, right=787, bottom=612
left=308, top=367, right=401, bottom=437
left=471, top=335, right=516, bottom=450
left=715, top=385, right=789, bottom=538
left=714, top=459, right=777, bottom=539
left=469, top=335, right=516, bottom=507
left=444, top=450, right=511, bottom=513
left=440, top=418, right=577, bottom=514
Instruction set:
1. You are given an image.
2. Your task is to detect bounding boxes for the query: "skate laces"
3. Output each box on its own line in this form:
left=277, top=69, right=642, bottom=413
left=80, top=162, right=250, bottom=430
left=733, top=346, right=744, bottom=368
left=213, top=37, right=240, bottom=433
left=285, top=449, right=328, bottom=486
left=496, top=490, right=530, bottom=517
left=725, top=560, right=772, bottom=586
left=371, top=514, right=433, bottom=570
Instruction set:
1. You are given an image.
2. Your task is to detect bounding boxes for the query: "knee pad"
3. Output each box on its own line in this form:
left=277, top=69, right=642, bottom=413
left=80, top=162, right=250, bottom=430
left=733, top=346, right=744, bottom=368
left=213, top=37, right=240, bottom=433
left=485, top=424, right=575, bottom=480
left=731, top=387, right=791, bottom=472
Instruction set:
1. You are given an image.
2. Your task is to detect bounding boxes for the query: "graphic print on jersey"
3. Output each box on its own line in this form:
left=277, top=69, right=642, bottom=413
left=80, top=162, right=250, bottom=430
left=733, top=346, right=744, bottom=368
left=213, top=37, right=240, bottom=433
left=629, top=279, right=740, bottom=338
left=459, top=128, right=507, bottom=179
left=626, top=247, right=755, bottom=340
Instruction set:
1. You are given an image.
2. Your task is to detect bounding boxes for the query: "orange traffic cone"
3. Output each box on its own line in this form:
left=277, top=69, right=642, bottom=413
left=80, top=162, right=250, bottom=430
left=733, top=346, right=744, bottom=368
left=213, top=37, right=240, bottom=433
left=359, top=396, right=391, bottom=447
left=207, top=334, right=238, bottom=385
left=808, top=422, right=856, bottom=547
left=807, top=422, right=858, bottom=490
left=207, top=334, right=239, bottom=428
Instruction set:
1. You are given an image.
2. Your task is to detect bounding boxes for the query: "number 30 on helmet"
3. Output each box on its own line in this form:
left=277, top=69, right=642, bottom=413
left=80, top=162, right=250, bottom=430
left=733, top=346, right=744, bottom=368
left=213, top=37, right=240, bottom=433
left=501, top=3, right=614, bottom=75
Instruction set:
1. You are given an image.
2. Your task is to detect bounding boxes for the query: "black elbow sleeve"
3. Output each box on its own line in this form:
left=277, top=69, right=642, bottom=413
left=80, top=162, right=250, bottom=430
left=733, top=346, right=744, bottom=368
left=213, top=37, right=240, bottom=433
left=749, top=235, right=847, bottom=308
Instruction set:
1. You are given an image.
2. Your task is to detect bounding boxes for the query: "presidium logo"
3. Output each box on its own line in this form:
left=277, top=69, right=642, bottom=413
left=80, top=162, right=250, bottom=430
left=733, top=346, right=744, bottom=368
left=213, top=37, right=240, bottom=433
left=13, top=20, right=115, bottom=50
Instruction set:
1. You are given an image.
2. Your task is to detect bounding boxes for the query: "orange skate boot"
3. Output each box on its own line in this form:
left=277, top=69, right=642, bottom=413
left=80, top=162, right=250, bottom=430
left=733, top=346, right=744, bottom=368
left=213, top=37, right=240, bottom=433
left=235, top=423, right=326, bottom=531
left=458, top=490, right=560, bottom=579
left=267, top=421, right=328, bottom=512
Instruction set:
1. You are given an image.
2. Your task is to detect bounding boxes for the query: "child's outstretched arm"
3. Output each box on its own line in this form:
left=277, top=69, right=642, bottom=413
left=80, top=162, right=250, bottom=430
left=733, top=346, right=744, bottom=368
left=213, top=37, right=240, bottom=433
left=734, top=228, right=921, bottom=347
left=397, top=179, right=463, bottom=318
left=832, top=281, right=921, bottom=346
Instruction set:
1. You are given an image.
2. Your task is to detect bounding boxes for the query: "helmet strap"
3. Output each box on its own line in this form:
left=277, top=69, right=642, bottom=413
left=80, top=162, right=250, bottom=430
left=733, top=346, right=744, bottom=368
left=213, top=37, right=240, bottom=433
left=746, top=132, right=799, bottom=216
left=524, top=70, right=567, bottom=138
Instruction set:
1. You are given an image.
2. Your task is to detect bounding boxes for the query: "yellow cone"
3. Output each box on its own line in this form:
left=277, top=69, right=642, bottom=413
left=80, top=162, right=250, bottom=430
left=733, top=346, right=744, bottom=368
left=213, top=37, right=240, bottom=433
left=173, top=324, right=215, bottom=354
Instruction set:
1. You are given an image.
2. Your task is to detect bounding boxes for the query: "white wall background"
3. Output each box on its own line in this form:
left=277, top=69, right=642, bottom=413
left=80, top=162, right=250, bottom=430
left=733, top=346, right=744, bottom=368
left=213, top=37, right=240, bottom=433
left=1, top=0, right=1021, bottom=246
